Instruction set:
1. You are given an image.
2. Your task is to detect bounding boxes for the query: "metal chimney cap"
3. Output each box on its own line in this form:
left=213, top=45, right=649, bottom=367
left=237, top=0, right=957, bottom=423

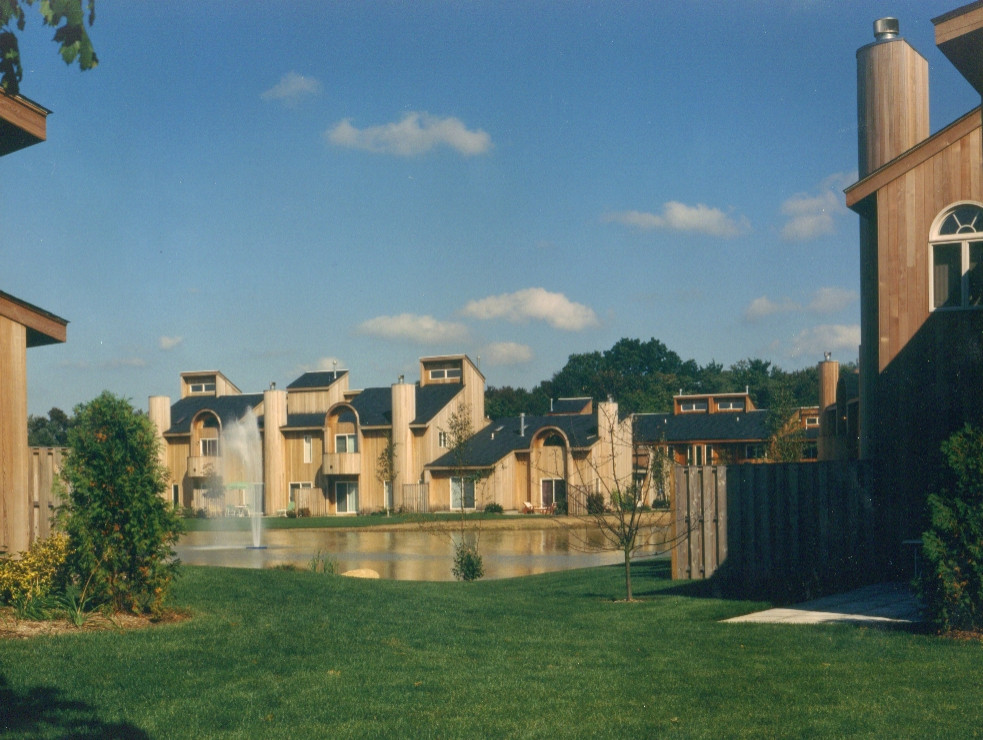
left=873, top=17, right=899, bottom=40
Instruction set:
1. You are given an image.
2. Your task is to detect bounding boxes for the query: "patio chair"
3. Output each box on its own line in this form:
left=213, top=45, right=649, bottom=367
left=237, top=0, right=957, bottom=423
left=276, top=501, right=296, bottom=517
left=522, top=501, right=535, bottom=514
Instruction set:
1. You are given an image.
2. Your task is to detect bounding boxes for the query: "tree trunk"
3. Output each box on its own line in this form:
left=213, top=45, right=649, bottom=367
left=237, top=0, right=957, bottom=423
left=623, top=549, right=633, bottom=601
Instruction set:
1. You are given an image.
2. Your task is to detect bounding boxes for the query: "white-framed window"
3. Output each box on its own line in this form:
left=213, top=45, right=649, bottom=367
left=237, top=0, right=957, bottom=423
left=716, top=400, right=744, bottom=411
left=335, top=481, right=359, bottom=514
left=438, top=431, right=449, bottom=448
left=172, top=484, right=180, bottom=505
left=930, top=202, right=983, bottom=310
left=805, top=416, right=819, bottom=427
left=289, top=481, right=313, bottom=505
left=680, top=401, right=708, bottom=413
left=189, top=382, right=216, bottom=394
left=429, top=367, right=462, bottom=380
left=200, top=438, right=218, bottom=457
left=450, top=476, right=475, bottom=510
left=335, top=433, right=358, bottom=453
left=383, top=480, right=393, bottom=510
left=303, top=434, right=312, bottom=464
left=540, top=478, right=565, bottom=509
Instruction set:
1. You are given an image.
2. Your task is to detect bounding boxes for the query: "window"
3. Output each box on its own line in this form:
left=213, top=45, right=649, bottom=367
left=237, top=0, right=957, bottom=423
left=335, top=434, right=358, bottom=453
left=804, top=416, right=819, bottom=427
left=438, top=431, right=449, bottom=448
left=303, top=434, right=312, bottom=464
left=450, top=476, right=475, bottom=510
left=716, top=400, right=744, bottom=411
left=541, top=478, right=566, bottom=509
left=680, top=401, right=708, bottom=413
left=200, top=438, right=218, bottom=457
left=429, top=367, right=462, bottom=380
left=930, top=203, right=983, bottom=310
left=745, top=444, right=766, bottom=460
left=335, top=481, right=359, bottom=514
left=172, top=484, right=180, bottom=506
left=189, top=382, right=216, bottom=394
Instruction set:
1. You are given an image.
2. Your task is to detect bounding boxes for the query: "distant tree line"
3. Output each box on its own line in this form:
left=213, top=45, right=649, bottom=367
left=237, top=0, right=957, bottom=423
left=485, top=337, right=856, bottom=419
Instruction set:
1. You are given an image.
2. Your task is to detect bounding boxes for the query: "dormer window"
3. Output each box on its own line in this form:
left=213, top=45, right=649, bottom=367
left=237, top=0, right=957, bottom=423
left=716, top=400, right=744, bottom=412
left=930, top=203, right=983, bottom=310
left=429, top=367, right=461, bottom=380
left=680, top=401, right=708, bottom=413
left=189, top=382, right=216, bottom=394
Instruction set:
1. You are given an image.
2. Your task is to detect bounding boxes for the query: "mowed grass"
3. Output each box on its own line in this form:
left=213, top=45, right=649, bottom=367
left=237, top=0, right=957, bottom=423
left=180, top=512, right=519, bottom=532
left=1, top=561, right=981, bottom=739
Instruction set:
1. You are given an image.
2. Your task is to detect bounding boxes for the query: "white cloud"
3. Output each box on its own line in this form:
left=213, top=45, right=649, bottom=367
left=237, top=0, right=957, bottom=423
left=356, top=314, right=469, bottom=344
left=788, top=324, right=860, bottom=359
left=327, top=112, right=491, bottom=157
left=780, top=171, right=855, bottom=242
left=159, top=335, right=183, bottom=351
left=261, top=72, right=321, bottom=105
left=461, top=288, right=599, bottom=331
left=806, top=287, right=857, bottom=314
left=745, top=286, right=856, bottom=322
left=480, top=342, right=533, bottom=366
left=744, top=296, right=799, bottom=321
left=604, top=201, right=750, bottom=238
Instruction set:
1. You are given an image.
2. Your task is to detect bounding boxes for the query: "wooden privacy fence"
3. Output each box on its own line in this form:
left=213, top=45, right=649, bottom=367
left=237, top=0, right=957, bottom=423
left=28, top=447, right=67, bottom=547
left=673, top=461, right=879, bottom=598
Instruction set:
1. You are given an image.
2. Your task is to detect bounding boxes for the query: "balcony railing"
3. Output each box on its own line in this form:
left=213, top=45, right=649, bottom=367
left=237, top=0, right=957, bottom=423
left=323, top=451, right=361, bottom=476
left=187, top=455, right=220, bottom=478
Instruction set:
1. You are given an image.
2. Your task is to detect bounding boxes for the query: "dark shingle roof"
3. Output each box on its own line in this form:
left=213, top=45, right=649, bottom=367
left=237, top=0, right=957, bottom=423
left=427, top=413, right=599, bottom=469
left=634, top=410, right=770, bottom=444
left=413, top=385, right=462, bottom=425
left=548, top=397, right=592, bottom=415
left=348, top=387, right=393, bottom=427
left=346, top=384, right=463, bottom=428
left=284, top=413, right=326, bottom=430
left=286, top=370, right=347, bottom=390
left=166, top=394, right=264, bottom=435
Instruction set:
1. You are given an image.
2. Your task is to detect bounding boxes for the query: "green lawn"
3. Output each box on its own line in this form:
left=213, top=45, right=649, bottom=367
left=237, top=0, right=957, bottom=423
left=1, top=561, right=980, bottom=738
left=179, top=511, right=518, bottom=532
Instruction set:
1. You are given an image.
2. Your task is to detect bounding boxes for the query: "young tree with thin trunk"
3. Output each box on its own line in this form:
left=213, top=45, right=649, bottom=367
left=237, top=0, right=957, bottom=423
left=375, top=431, right=396, bottom=513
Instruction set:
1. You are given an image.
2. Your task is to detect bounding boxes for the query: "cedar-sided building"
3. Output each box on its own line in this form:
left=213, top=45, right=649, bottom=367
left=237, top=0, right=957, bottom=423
left=844, top=5, right=983, bottom=534
left=149, top=355, right=488, bottom=516
left=1, top=89, right=65, bottom=554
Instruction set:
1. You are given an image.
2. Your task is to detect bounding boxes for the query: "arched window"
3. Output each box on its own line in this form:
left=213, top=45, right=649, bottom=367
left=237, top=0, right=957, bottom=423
left=930, top=202, right=983, bottom=310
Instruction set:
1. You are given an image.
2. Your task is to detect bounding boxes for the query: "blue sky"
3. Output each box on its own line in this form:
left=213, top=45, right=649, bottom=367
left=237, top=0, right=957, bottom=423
left=3, top=1, right=979, bottom=414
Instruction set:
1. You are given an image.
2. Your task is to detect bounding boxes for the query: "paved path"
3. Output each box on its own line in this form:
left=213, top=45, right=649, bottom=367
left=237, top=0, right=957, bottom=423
left=724, top=583, right=923, bottom=625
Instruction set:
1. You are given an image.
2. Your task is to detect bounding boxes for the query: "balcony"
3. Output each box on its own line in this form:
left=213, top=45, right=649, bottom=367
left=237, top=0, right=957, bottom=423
left=323, top=451, right=361, bottom=476
left=187, top=455, right=220, bottom=478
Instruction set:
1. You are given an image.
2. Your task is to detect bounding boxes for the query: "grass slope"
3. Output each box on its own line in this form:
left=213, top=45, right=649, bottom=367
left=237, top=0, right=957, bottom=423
left=1, top=561, right=981, bottom=738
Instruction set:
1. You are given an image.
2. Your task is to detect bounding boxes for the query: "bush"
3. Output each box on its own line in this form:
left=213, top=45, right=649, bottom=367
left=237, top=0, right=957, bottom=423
left=0, top=533, right=69, bottom=606
left=59, top=392, right=183, bottom=616
left=452, top=542, right=484, bottom=582
left=586, top=492, right=605, bottom=515
left=483, top=502, right=504, bottom=514
left=298, top=507, right=311, bottom=518
left=919, top=424, right=983, bottom=633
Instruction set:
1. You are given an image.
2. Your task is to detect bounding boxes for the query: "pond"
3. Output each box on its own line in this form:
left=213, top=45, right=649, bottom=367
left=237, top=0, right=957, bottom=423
left=175, top=525, right=663, bottom=581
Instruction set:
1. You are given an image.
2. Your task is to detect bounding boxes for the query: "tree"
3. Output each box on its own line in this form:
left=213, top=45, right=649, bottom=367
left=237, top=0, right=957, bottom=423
left=27, top=406, right=72, bottom=446
left=766, top=383, right=804, bottom=462
left=443, top=404, right=485, bottom=581
left=564, top=408, right=676, bottom=601
left=375, top=430, right=396, bottom=513
left=919, top=424, right=983, bottom=633
left=58, top=391, right=182, bottom=615
left=0, top=0, right=97, bottom=95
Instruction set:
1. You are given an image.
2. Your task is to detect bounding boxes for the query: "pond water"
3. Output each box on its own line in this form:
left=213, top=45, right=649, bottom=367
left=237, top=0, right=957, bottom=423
left=175, top=526, right=660, bottom=581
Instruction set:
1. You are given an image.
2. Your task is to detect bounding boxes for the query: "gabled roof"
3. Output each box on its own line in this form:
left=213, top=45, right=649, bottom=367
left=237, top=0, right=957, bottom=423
left=283, top=413, right=326, bottom=430
left=165, top=394, right=264, bottom=435
left=548, top=397, right=592, bottom=415
left=347, top=383, right=463, bottom=428
left=286, top=370, right=347, bottom=390
left=634, top=410, right=770, bottom=444
left=845, top=106, right=982, bottom=211
left=427, top=413, right=599, bottom=469
left=0, top=290, right=67, bottom=347
left=348, top=387, right=393, bottom=427
left=0, top=90, right=49, bottom=157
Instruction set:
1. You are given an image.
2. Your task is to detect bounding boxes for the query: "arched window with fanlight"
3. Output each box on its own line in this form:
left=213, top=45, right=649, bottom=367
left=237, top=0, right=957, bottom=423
left=930, top=202, right=983, bottom=310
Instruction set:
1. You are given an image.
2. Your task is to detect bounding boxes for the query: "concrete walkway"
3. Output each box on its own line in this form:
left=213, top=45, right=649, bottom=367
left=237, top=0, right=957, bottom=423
left=724, top=583, right=923, bottom=626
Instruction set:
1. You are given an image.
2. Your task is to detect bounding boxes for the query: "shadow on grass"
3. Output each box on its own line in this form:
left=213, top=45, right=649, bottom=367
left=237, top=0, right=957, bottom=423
left=0, top=674, right=148, bottom=739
